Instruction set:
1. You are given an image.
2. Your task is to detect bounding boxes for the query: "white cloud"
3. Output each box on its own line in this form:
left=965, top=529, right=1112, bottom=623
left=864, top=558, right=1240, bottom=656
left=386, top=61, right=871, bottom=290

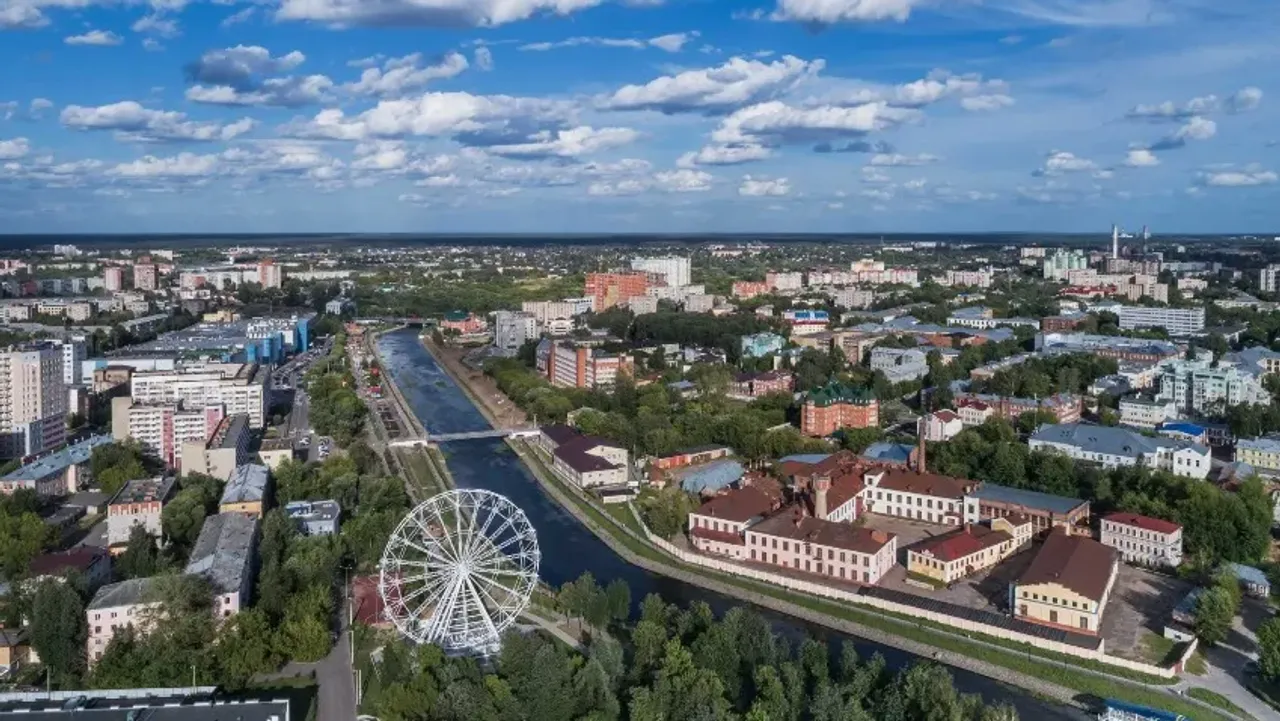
left=186, top=46, right=307, bottom=88
left=345, top=52, right=468, bottom=97
left=0, top=4, right=47, bottom=28
left=588, top=179, right=648, bottom=196
left=107, top=152, right=220, bottom=178
left=0, top=138, right=29, bottom=160
left=653, top=168, right=712, bottom=192
left=677, top=144, right=772, bottom=167
left=221, top=7, right=256, bottom=27
left=598, top=55, right=822, bottom=114
left=61, top=101, right=255, bottom=142
left=187, top=75, right=335, bottom=108
left=65, top=30, right=123, bottom=46
left=709, top=100, right=917, bottom=147
left=1148, top=116, right=1215, bottom=151
left=1226, top=86, right=1263, bottom=113
left=283, top=92, right=571, bottom=142
left=1201, top=168, right=1277, bottom=187
left=142, top=38, right=163, bottom=51
left=1124, top=149, right=1159, bottom=167
left=275, top=0, right=605, bottom=28
left=1128, top=86, right=1263, bottom=121
left=132, top=13, right=180, bottom=37
left=960, top=94, right=1014, bottom=112
left=869, top=152, right=939, bottom=166
left=1038, top=150, right=1096, bottom=175
left=474, top=46, right=494, bottom=70
left=739, top=174, right=790, bottom=196
left=484, top=126, right=640, bottom=158
left=522, top=31, right=698, bottom=53
left=770, top=0, right=923, bottom=24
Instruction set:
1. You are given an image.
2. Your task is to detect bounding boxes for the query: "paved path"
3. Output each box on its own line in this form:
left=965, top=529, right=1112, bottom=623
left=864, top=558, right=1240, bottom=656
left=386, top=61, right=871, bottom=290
left=257, top=606, right=356, bottom=721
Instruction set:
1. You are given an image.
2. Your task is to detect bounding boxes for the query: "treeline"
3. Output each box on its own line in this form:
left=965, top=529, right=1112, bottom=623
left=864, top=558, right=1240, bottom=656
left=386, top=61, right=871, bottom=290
left=307, top=334, right=367, bottom=446
left=360, top=583, right=1017, bottom=721
left=628, top=311, right=779, bottom=362
left=930, top=420, right=1273, bottom=565
left=969, top=354, right=1119, bottom=398
left=354, top=273, right=584, bottom=317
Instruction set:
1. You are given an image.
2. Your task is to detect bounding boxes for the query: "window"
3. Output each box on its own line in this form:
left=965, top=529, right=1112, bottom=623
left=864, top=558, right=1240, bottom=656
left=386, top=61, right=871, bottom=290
left=1078, top=617, right=1089, bottom=630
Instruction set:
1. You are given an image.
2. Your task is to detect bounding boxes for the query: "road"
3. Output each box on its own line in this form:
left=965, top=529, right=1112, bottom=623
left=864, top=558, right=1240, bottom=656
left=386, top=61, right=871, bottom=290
left=257, top=601, right=357, bottom=721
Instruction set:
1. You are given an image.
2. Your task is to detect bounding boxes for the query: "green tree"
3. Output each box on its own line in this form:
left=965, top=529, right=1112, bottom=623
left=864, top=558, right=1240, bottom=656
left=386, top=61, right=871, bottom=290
left=1257, top=616, right=1280, bottom=682
left=1193, top=587, right=1236, bottom=645
left=29, top=579, right=87, bottom=687
left=90, top=441, right=149, bottom=496
left=116, top=525, right=161, bottom=580
left=215, top=609, right=282, bottom=689
left=0, top=507, right=48, bottom=578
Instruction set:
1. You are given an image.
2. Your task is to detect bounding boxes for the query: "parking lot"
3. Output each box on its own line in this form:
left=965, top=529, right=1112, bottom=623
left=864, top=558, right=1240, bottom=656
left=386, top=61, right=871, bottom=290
left=1100, top=564, right=1194, bottom=662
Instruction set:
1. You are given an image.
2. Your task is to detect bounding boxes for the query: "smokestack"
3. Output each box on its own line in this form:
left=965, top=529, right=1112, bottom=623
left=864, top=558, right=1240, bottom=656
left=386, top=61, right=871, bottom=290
left=1111, top=224, right=1120, bottom=260
left=814, top=477, right=830, bottom=521
left=916, top=416, right=927, bottom=474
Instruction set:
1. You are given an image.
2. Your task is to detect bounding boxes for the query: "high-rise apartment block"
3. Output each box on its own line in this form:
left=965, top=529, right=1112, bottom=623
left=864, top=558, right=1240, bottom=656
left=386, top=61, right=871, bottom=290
left=585, top=272, right=649, bottom=310
left=129, top=363, right=268, bottom=428
left=54, top=337, right=86, bottom=386
left=0, top=342, right=68, bottom=459
left=132, top=261, right=157, bottom=291
left=1117, top=306, right=1205, bottom=337
left=103, top=267, right=124, bottom=292
left=536, top=340, right=633, bottom=389
left=630, top=257, right=691, bottom=288
left=1260, top=265, right=1280, bottom=293
left=258, top=259, right=283, bottom=289
left=493, top=310, right=538, bottom=355
left=111, top=397, right=225, bottom=469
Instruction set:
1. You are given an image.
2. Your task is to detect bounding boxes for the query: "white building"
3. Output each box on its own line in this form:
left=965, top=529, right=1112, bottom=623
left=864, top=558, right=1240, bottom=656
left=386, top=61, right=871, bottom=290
left=941, top=268, right=994, bottom=289
left=630, top=256, right=691, bottom=288
left=521, top=300, right=576, bottom=327
left=626, top=295, right=659, bottom=315
left=922, top=410, right=964, bottom=442
left=185, top=512, right=259, bottom=619
left=744, top=510, right=898, bottom=585
left=53, top=337, right=86, bottom=387
left=1260, top=265, right=1280, bottom=293
left=0, top=342, right=68, bottom=459
left=832, top=287, right=876, bottom=309
left=493, top=310, right=538, bottom=355
left=869, top=347, right=930, bottom=383
left=111, top=398, right=224, bottom=469
left=861, top=468, right=974, bottom=525
left=683, top=294, right=716, bottom=313
left=646, top=284, right=705, bottom=302
left=766, top=271, right=804, bottom=291
left=688, top=486, right=779, bottom=560
left=86, top=577, right=163, bottom=663
left=106, top=476, right=176, bottom=549
left=1155, top=356, right=1270, bottom=415
left=1100, top=513, right=1183, bottom=568
left=1028, top=423, right=1210, bottom=480
left=130, top=363, right=268, bottom=428
left=1118, top=398, right=1177, bottom=430
left=1117, top=306, right=1205, bottom=336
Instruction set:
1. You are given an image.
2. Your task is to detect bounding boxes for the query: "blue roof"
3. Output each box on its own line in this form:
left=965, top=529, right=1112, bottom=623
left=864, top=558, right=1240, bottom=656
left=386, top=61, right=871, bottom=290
left=1158, top=422, right=1205, bottom=436
left=2, top=435, right=113, bottom=482
left=778, top=453, right=832, bottom=465
left=966, top=483, right=1087, bottom=515
left=680, top=460, right=745, bottom=493
left=1102, top=699, right=1185, bottom=721
left=861, top=442, right=913, bottom=464
left=1227, top=563, right=1270, bottom=587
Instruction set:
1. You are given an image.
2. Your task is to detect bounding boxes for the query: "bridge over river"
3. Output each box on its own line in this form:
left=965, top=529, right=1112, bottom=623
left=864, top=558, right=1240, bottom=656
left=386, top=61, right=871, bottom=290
left=389, top=428, right=539, bottom=447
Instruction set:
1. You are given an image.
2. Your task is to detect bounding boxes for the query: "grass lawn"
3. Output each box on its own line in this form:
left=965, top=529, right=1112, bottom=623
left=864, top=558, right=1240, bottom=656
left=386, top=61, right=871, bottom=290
left=604, top=503, right=645, bottom=536
left=1139, top=632, right=1178, bottom=666
left=1187, top=687, right=1251, bottom=719
left=1186, top=652, right=1209, bottom=676
left=509, top=440, right=1231, bottom=721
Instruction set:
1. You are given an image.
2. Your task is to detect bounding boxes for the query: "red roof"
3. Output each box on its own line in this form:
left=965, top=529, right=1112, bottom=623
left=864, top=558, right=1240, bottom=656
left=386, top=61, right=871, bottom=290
left=693, top=485, right=779, bottom=523
left=29, top=548, right=106, bottom=577
left=932, top=410, right=960, bottom=423
left=1104, top=512, right=1181, bottom=535
left=957, top=398, right=991, bottom=411
left=910, top=525, right=1010, bottom=562
left=870, top=468, right=976, bottom=500
left=690, top=527, right=747, bottom=546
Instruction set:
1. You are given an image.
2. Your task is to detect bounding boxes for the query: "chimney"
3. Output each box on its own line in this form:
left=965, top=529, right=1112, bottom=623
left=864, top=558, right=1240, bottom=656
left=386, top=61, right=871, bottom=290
left=814, top=476, right=831, bottom=521
left=916, top=416, right=927, bottom=474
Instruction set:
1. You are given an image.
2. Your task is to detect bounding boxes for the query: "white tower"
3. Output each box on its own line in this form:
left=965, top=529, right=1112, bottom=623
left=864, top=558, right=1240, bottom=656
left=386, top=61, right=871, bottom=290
left=1111, top=224, right=1120, bottom=259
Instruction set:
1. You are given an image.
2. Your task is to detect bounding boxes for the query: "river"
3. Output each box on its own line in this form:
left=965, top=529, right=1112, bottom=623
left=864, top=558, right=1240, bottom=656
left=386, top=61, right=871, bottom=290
left=376, top=327, right=1086, bottom=719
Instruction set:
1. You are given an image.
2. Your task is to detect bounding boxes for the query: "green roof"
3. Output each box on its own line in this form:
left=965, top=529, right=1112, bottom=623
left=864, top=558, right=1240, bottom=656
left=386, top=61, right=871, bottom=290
left=807, top=381, right=876, bottom=407
left=443, top=310, right=470, bottom=321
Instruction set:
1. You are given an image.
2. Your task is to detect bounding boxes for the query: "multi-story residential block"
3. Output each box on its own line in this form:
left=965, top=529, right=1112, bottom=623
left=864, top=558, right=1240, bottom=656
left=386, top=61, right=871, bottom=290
left=106, top=476, right=176, bottom=551
left=285, top=500, right=341, bottom=536
left=953, top=391, right=1082, bottom=424
left=538, top=340, right=633, bottom=389
left=646, top=283, right=705, bottom=303
left=765, top=271, right=804, bottom=291
left=800, top=382, right=878, bottom=437
left=1012, top=531, right=1118, bottom=635
left=1035, top=332, right=1182, bottom=364
left=832, top=288, right=876, bottom=309
left=1029, top=423, right=1210, bottom=479
left=869, top=347, right=929, bottom=383
left=185, top=512, right=259, bottom=619
left=627, top=295, right=659, bottom=315
left=1260, top=264, right=1280, bottom=293
left=1040, top=313, right=1088, bottom=332
left=682, top=294, right=716, bottom=313
left=0, top=342, right=68, bottom=459
left=521, top=300, right=576, bottom=326
left=493, top=310, right=538, bottom=355
left=111, top=398, right=225, bottom=469
left=940, top=268, right=994, bottom=289
left=132, top=262, right=157, bottom=291
left=922, top=410, right=963, bottom=442
left=585, top=272, right=649, bottom=310
left=1118, top=397, right=1177, bottom=429
left=130, top=363, right=268, bottom=428
left=28, top=547, right=112, bottom=591
left=1235, top=437, right=1280, bottom=477
left=86, top=577, right=162, bottom=663
left=848, top=259, right=919, bottom=287
left=688, top=485, right=783, bottom=560
left=1155, top=356, right=1270, bottom=415
left=630, top=256, right=690, bottom=288
left=1042, top=250, right=1088, bottom=281
left=740, top=332, right=785, bottom=358
left=54, top=337, right=86, bottom=386
left=1100, top=512, right=1183, bottom=568
left=732, top=280, right=771, bottom=299
left=257, top=259, right=282, bottom=289
left=729, top=371, right=793, bottom=399
left=1117, top=306, right=1205, bottom=336
left=0, top=433, right=111, bottom=498
left=1223, top=346, right=1280, bottom=379
left=744, top=508, right=898, bottom=585
left=783, top=309, right=829, bottom=334
left=182, top=414, right=251, bottom=480
left=906, top=517, right=1032, bottom=585
left=103, top=267, right=124, bottom=292
left=219, top=463, right=271, bottom=518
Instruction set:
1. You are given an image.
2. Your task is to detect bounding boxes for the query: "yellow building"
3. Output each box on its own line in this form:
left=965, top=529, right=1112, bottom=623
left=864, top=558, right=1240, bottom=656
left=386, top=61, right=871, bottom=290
left=218, top=463, right=270, bottom=519
left=907, top=517, right=1031, bottom=586
left=0, top=629, right=32, bottom=671
left=1235, top=438, right=1280, bottom=476
left=1012, top=531, right=1118, bottom=635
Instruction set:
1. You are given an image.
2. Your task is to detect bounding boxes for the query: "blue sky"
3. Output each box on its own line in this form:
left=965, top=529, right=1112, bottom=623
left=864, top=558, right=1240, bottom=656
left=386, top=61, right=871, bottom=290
left=0, top=0, right=1276, bottom=233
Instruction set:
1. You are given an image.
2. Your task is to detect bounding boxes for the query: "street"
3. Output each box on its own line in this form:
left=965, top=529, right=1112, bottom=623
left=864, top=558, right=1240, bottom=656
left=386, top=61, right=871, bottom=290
left=256, top=604, right=356, bottom=721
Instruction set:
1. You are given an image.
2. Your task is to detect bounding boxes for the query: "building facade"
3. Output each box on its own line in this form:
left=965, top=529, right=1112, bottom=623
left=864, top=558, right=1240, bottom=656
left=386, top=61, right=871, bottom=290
left=1117, top=306, right=1206, bottom=336
left=185, top=512, right=259, bottom=618
left=106, top=476, right=176, bottom=551
left=1155, top=357, right=1270, bottom=415
left=744, top=509, right=898, bottom=585
left=86, top=577, right=162, bottom=662
left=585, top=272, right=649, bottom=310
left=906, top=517, right=1030, bottom=585
left=1029, top=423, right=1210, bottom=480
left=800, top=382, right=878, bottom=437
left=1012, top=532, right=1118, bottom=635
left=111, top=398, right=224, bottom=469
left=130, top=364, right=268, bottom=428
left=1099, top=512, right=1183, bottom=568
left=630, top=256, right=690, bottom=288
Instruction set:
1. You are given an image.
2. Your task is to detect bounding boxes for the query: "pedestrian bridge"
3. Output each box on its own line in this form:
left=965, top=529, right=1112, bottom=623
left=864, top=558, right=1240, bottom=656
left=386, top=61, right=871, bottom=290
left=389, top=428, right=539, bottom=446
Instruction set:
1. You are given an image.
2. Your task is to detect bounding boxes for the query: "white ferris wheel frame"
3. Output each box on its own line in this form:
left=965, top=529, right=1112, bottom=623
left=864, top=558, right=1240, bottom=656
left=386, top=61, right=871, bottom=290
left=378, top=488, right=540, bottom=654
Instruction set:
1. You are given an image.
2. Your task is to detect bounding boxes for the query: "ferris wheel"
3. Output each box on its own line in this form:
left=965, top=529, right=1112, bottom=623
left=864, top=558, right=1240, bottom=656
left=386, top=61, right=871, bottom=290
left=378, top=489, right=540, bottom=654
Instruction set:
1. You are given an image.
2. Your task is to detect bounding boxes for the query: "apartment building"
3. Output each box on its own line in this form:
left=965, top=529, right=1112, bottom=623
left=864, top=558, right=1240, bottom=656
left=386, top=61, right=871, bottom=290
left=744, top=507, right=898, bottom=585
left=1117, top=306, right=1205, bottom=336
left=683, top=294, right=716, bottom=313
left=1035, top=332, right=1182, bottom=364
left=257, top=259, right=283, bottom=289
left=940, top=268, right=994, bottom=289
left=182, top=414, right=251, bottom=481
left=740, top=332, right=785, bottom=358
left=732, top=281, right=770, bottom=299
left=1260, top=264, right=1280, bottom=293
left=103, top=267, right=124, bottom=292
left=106, top=476, right=176, bottom=551
left=627, top=295, right=659, bottom=315
left=861, top=468, right=976, bottom=525
left=0, top=434, right=111, bottom=498
left=800, top=382, right=879, bottom=437
left=765, top=271, right=804, bottom=291
left=111, top=397, right=225, bottom=469
left=1155, top=356, right=1269, bottom=415
left=630, top=256, right=690, bottom=288
left=1029, top=423, right=1210, bottom=479
left=0, top=342, right=68, bottom=459
left=688, top=485, right=783, bottom=560
left=218, top=463, right=271, bottom=518
left=922, top=410, right=963, bottom=442
left=86, top=577, right=163, bottom=662
left=869, top=347, right=929, bottom=383
left=1012, top=531, right=1118, bottom=635
left=1100, top=512, right=1183, bottom=568
left=832, top=288, right=876, bottom=309
left=906, top=517, right=1031, bottom=585
left=493, top=310, right=538, bottom=355
left=132, top=262, right=157, bottom=291
left=1118, top=397, right=1177, bottom=430
left=537, top=340, right=633, bottom=389
left=729, top=371, right=793, bottom=399
left=185, top=512, right=259, bottom=618
left=130, top=364, right=268, bottom=428
left=585, top=272, right=649, bottom=310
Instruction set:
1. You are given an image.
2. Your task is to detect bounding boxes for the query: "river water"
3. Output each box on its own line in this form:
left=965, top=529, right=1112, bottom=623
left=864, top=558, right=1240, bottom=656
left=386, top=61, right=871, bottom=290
left=376, top=328, right=1086, bottom=719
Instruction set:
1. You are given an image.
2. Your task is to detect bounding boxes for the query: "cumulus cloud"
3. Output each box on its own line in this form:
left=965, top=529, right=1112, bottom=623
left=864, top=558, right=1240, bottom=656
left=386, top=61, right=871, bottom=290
left=483, top=126, right=640, bottom=158
left=345, top=52, right=469, bottom=97
left=770, top=0, right=923, bottom=24
left=132, top=13, right=180, bottom=37
left=187, top=76, right=335, bottom=108
left=709, top=100, right=918, bottom=148
left=474, top=46, right=494, bottom=70
left=1226, top=86, right=1263, bottom=113
left=65, top=29, right=123, bottom=46
left=813, top=139, right=893, bottom=154
left=275, top=0, right=604, bottom=28
left=108, top=152, right=219, bottom=178
left=1124, top=149, right=1159, bottom=167
left=654, top=168, right=713, bottom=192
left=1200, top=167, right=1277, bottom=187
left=186, top=46, right=307, bottom=89
left=1148, top=116, right=1215, bottom=151
left=1127, top=86, right=1263, bottom=121
left=185, top=46, right=330, bottom=108
left=221, top=7, right=257, bottom=27
left=61, top=101, right=255, bottom=143
left=677, top=144, right=772, bottom=167
left=869, top=152, right=939, bottom=166
left=521, top=31, right=698, bottom=53
left=960, top=94, right=1014, bottom=112
left=739, top=174, right=790, bottom=196
left=0, top=4, right=47, bottom=29
left=1036, top=150, right=1096, bottom=175
left=282, top=91, right=572, bottom=142
left=598, top=55, right=822, bottom=115
left=0, top=138, right=30, bottom=160
left=824, top=69, right=1008, bottom=110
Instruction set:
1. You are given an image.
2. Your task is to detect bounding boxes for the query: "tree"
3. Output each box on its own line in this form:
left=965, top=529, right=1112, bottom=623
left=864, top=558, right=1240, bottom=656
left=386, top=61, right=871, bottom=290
left=216, top=609, right=282, bottom=689
left=0, top=507, right=48, bottom=578
left=161, top=490, right=209, bottom=556
left=91, top=441, right=149, bottom=497
left=116, top=525, right=161, bottom=580
left=1193, top=587, right=1236, bottom=645
left=1257, top=616, right=1280, bottom=682
left=29, top=580, right=87, bottom=687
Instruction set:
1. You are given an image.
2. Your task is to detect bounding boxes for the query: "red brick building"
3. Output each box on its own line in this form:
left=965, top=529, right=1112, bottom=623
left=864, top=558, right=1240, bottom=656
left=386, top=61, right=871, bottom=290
left=730, top=370, right=794, bottom=398
left=800, top=382, right=879, bottom=437
left=585, top=272, right=650, bottom=310
left=732, top=281, right=770, bottom=299
left=1041, top=315, right=1087, bottom=331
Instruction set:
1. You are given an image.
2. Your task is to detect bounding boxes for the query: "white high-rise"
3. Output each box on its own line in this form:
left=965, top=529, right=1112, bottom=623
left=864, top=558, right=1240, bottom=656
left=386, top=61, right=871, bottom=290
left=630, top=257, right=691, bottom=288
left=1260, top=265, right=1280, bottom=293
left=129, top=363, right=268, bottom=428
left=56, top=337, right=87, bottom=386
left=1117, top=306, right=1205, bottom=337
left=0, top=342, right=68, bottom=458
left=493, top=311, right=538, bottom=355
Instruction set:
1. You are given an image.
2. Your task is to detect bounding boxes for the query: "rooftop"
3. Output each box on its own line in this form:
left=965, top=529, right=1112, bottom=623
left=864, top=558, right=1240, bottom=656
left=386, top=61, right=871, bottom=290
left=909, top=524, right=1011, bottom=563
left=1226, top=562, right=1270, bottom=587
left=967, top=483, right=1088, bottom=516
left=184, top=512, right=258, bottom=596
left=540, top=424, right=582, bottom=448
left=220, top=463, right=270, bottom=506
left=1031, top=422, right=1209, bottom=460
left=28, top=548, right=107, bottom=577
left=806, top=380, right=876, bottom=407
left=870, top=468, right=976, bottom=500
left=692, top=485, right=778, bottom=523
left=554, top=436, right=623, bottom=474
left=284, top=499, right=341, bottom=522
left=1018, top=531, right=1117, bottom=602
left=87, top=577, right=162, bottom=610
left=108, top=476, right=176, bottom=506
left=209, top=414, right=249, bottom=449
left=0, top=689, right=290, bottom=721
left=1, top=434, right=113, bottom=483
left=860, top=442, right=914, bottom=465
left=679, top=460, right=746, bottom=494
left=749, top=506, right=895, bottom=556
left=1237, top=436, right=1280, bottom=454
left=1104, top=512, right=1181, bottom=535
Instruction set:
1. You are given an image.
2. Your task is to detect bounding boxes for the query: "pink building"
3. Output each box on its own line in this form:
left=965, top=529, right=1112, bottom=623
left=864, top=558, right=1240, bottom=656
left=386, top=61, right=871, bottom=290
left=744, top=507, right=897, bottom=585
left=922, top=409, right=964, bottom=441
left=688, top=486, right=783, bottom=560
